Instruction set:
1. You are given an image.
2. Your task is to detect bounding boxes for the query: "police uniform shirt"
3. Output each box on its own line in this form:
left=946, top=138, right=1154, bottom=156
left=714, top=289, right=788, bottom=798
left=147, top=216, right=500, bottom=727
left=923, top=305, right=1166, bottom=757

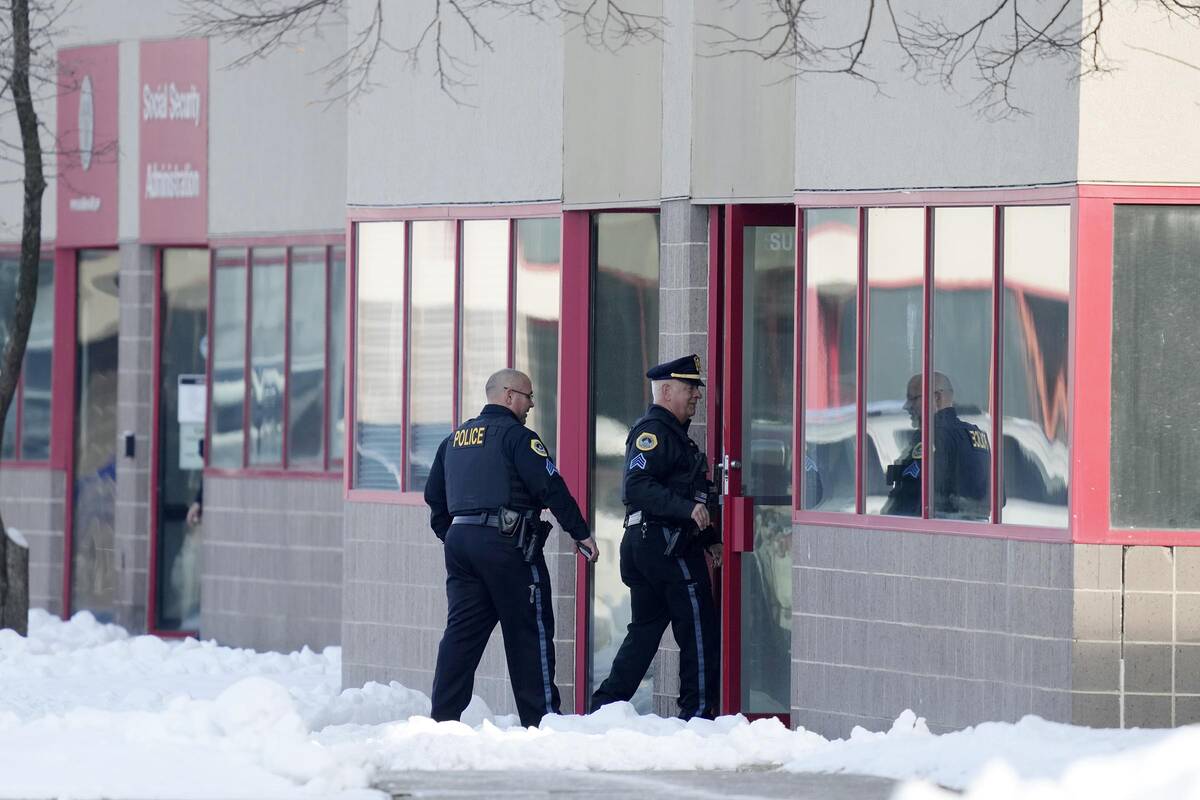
left=424, top=404, right=590, bottom=541
left=622, top=404, right=719, bottom=545
left=883, top=407, right=990, bottom=516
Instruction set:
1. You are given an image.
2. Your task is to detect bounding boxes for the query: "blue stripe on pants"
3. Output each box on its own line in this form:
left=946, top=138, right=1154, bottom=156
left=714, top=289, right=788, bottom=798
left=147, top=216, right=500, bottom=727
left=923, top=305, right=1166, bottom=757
left=676, top=554, right=707, bottom=719
left=529, top=564, right=553, bottom=715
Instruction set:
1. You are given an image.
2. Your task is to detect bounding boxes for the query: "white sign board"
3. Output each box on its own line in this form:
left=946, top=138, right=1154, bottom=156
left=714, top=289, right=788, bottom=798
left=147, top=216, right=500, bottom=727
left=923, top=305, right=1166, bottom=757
left=177, top=374, right=205, bottom=424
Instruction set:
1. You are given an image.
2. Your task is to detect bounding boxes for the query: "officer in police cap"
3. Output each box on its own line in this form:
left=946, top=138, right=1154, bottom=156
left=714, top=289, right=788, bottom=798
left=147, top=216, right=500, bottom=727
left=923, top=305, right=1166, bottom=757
left=591, top=354, right=721, bottom=720
left=425, top=368, right=598, bottom=728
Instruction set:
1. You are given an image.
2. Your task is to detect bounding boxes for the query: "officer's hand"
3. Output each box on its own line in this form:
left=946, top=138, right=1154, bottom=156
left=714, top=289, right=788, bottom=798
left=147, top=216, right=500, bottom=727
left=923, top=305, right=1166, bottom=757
left=576, top=535, right=599, bottom=563
left=186, top=502, right=202, bottom=527
left=691, top=503, right=710, bottom=531
left=706, top=543, right=723, bottom=568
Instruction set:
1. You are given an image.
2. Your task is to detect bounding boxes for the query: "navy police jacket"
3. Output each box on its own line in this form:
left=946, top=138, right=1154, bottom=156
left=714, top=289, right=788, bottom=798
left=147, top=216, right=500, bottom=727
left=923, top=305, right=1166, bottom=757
left=881, top=407, right=990, bottom=518
left=424, top=404, right=590, bottom=542
left=622, top=404, right=719, bottom=546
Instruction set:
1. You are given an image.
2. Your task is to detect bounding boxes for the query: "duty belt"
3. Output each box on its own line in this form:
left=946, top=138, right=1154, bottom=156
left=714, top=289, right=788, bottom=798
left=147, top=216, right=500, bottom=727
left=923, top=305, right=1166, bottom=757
left=451, top=510, right=536, bottom=528
left=624, top=510, right=680, bottom=528
left=452, top=512, right=502, bottom=528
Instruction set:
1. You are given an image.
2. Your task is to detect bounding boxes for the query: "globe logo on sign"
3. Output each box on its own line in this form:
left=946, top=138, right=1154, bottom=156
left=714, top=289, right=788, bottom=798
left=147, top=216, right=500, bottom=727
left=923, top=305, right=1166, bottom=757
left=78, top=74, right=94, bottom=171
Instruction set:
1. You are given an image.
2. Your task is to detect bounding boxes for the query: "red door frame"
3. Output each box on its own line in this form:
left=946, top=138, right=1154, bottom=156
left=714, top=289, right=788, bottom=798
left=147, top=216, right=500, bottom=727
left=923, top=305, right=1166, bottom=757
left=718, top=202, right=799, bottom=718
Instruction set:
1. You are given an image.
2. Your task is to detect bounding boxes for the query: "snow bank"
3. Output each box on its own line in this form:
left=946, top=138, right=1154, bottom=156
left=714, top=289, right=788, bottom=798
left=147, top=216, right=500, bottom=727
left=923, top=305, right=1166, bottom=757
left=1, top=609, right=1194, bottom=799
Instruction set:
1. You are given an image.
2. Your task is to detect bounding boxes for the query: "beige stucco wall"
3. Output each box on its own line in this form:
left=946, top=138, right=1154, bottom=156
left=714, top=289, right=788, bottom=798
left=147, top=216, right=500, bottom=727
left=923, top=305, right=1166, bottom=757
left=792, top=2, right=1081, bottom=191
left=346, top=1, right=563, bottom=207
left=691, top=0, right=795, bottom=203
left=1077, top=0, right=1200, bottom=184
left=563, top=0, right=663, bottom=207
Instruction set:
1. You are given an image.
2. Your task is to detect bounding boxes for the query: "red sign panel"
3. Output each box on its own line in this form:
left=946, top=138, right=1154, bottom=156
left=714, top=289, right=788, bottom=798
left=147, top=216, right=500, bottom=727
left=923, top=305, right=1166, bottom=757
left=139, top=39, right=208, bottom=243
left=56, top=45, right=118, bottom=248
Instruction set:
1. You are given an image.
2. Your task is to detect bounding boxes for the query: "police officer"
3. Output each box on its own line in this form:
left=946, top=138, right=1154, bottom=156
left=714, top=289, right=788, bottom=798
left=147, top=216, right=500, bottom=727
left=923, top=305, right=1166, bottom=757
left=591, top=354, right=721, bottom=720
left=424, top=368, right=598, bottom=728
left=881, top=371, right=990, bottom=518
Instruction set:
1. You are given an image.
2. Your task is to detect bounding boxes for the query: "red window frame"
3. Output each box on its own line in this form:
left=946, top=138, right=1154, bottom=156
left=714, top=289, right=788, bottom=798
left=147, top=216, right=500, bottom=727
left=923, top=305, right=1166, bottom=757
left=202, top=234, right=345, bottom=481
left=1074, top=184, right=1200, bottom=546
left=0, top=250, right=55, bottom=467
left=791, top=187, right=1077, bottom=544
left=344, top=204, right=564, bottom=505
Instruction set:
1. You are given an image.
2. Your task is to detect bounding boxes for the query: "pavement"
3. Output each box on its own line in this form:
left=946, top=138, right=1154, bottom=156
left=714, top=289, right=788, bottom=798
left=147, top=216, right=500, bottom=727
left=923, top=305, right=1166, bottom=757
left=376, top=769, right=900, bottom=799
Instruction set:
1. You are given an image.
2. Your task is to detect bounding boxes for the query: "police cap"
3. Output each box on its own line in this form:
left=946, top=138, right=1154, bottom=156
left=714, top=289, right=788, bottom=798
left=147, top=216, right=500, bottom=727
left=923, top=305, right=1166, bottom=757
left=646, top=354, right=705, bottom=386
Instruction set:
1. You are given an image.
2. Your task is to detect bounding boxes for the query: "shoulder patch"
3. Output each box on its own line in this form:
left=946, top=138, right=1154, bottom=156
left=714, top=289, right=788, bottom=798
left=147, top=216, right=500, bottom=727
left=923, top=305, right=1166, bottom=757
left=635, top=432, right=659, bottom=452
left=530, top=438, right=549, bottom=457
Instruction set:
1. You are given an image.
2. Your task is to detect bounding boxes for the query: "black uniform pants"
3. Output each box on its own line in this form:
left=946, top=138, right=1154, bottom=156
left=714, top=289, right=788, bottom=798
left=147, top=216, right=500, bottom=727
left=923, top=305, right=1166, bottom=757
left=591, top=523, right=720, bottom=720
left=431, top=523, right=560, bottom=727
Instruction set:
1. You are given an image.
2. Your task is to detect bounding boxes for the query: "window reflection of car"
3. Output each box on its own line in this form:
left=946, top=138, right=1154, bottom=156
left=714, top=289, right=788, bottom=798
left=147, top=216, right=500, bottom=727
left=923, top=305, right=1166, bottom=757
left=804, top=401, right=1067, bottom=524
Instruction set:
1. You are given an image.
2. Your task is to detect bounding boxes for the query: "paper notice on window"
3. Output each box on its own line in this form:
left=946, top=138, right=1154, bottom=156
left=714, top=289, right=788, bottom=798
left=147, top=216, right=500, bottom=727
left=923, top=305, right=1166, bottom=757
left=177, top=374, right=206, bottom=424
left=179, top=421, right=205, bottom=470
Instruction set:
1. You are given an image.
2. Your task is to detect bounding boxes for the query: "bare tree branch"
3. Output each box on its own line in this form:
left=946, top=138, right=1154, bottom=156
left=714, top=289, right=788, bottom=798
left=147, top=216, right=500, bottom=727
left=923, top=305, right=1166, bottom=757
left=183, top=0, right=665, bottom=104
left=704, top=0, right=1200, bottom=120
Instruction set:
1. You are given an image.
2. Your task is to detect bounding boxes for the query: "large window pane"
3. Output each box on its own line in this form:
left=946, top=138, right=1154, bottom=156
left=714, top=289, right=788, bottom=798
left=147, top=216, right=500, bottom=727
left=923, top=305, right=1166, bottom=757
left=460, top=220, right=510, bottom=416
left=20, top=257, right=54, bottom=461
left=1111, top=205, right=1200, bottom=528
left=1004, top=206, right=1070, bottom=527
left=155, top=248, right=208, bottom=631
left=330, top=246, right=346, bottom=465
left=514, top=218, right=561, bottom=457
left=209, top=251, right=247, bottom=468
left=802, top=210, right=858, bottom=511
left=249, top=248, right=286, bottom=466
left=590, top=212, right=659, bottom=710
left=72, top=249, right=120, bottom=619
left=0, top=256, right=18, bottom=459
left=741, top=224, right=795, bottom=714
left=407, top=221, right=455, bottom=491
left=864, top=208, right=925, bottom=516
left=354, top=224, right=405, bottom=490
left=288, top=246, right=326, bottom=466
left=930, top=207, right=993, bottom=521
left=0, top=255, right=53, bottom=461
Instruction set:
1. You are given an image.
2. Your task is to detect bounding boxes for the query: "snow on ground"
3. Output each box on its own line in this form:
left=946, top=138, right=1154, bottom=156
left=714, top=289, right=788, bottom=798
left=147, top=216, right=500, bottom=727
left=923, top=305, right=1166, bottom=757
left=0, top=609, right=1195, bottom=799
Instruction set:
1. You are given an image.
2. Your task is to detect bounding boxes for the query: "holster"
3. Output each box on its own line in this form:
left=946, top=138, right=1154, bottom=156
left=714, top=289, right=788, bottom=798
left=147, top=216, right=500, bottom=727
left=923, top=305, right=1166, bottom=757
left=516, top=518, right=552, bottom=564
left=497, top=506, right=523, bottom=537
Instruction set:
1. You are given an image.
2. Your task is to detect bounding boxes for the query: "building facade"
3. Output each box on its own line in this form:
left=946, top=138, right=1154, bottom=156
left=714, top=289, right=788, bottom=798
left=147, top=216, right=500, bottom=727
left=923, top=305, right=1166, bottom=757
left=2, top=0, right=1199, bottom=733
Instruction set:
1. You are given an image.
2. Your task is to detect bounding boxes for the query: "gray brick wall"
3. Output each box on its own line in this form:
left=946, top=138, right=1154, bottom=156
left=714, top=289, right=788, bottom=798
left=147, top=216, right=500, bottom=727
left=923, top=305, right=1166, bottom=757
left=1074, top=545, right=1200, bottom=728
left=201, top=475, right=343, bottom=651
left=792, top=525, right=1076, bottom=736
left=342, top=501, right=581, bottom=715
left=651, top=199, right=710, bottom=716
left=0, top=466, right=65, bottom=615
left=113, top=243, right=155, bottom=632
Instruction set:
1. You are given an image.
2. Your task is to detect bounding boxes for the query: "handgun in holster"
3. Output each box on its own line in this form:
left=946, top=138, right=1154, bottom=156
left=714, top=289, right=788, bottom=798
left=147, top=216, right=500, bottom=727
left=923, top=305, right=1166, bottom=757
left=516, top=516, right=552, bottom=564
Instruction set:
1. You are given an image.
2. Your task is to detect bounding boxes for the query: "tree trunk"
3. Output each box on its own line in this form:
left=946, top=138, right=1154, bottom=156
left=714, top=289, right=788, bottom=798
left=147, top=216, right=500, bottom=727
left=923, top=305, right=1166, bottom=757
left=0, top=0, right=46, bottom=635
left=1, top=524, right=28, bottom=635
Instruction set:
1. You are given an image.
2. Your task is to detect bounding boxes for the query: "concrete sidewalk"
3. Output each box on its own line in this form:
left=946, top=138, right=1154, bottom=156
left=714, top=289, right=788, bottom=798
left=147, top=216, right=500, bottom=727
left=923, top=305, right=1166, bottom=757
left=376, top=769, right=899, bottom=799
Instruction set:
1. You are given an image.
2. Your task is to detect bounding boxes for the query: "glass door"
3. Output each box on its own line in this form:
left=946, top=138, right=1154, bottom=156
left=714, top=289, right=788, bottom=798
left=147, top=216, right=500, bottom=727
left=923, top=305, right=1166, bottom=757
left=152, top=249, right=209, bottom=631
left=70, top=249, right=120, bottom=619
left=720, top=205, right=797, bottom=718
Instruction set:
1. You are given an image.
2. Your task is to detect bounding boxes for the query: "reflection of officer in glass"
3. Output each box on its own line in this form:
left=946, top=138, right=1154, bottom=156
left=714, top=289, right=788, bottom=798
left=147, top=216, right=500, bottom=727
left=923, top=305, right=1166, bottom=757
left=424, top=368, right=598, bottom=728
left=591, top=354, right=721, bottom=720
left=882, top=371, right=990, bottom=518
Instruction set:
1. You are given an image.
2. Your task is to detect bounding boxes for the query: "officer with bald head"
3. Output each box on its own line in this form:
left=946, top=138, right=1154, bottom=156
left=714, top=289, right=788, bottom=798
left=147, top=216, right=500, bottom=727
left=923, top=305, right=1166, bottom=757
left=424, top=368, right=597, bottom=728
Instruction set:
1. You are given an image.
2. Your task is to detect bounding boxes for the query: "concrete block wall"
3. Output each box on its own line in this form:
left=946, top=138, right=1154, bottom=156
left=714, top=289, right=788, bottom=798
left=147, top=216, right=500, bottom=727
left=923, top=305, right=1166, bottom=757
left=650, top=199, right=710, bottom=716
left=1073, top=545, right=1200, bottom=728
left=342, top=501, right=581, bottom=714
left=113, top=243, right=154, bottom=632
left=792, top=525, right=1076, bottom=736
left=0, top=467, right=65, bottom=615
left=201, top=475, right=343, bottom=651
